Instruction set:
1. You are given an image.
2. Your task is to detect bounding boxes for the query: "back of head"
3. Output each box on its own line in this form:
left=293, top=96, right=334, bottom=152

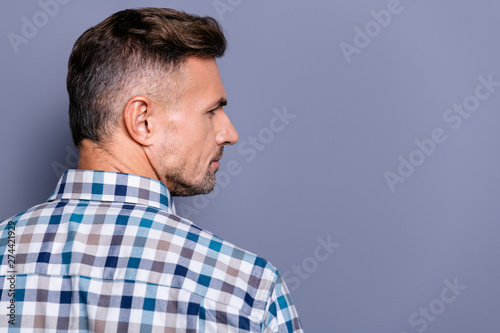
left=67, top=7, right=227, bottom=147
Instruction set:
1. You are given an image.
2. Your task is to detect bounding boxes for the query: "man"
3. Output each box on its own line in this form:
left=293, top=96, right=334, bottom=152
left=0, top=7, right=303, bottom=332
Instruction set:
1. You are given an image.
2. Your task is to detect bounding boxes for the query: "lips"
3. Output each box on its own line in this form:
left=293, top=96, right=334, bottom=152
left=212, top=147, right=224, bottom=163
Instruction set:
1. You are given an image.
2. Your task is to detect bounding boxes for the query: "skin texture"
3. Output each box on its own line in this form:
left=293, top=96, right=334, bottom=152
left=78, top=56, right=239, bottom=196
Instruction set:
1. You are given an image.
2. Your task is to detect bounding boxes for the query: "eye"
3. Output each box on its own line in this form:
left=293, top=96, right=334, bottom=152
left=207, top=107, right=218, bottom=116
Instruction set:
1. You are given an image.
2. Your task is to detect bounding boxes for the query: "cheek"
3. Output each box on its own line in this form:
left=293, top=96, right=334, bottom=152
left=189, top=118, right=217, bottom=150
left=168, top=113, right=216, bottom=159
left=203, top=118, right=217, bottom=141
left=179, top=114, right=209, bottom=140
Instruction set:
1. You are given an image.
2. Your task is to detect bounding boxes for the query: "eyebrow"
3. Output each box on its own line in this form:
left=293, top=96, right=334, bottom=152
left=208, top=97, right=227, bottom=111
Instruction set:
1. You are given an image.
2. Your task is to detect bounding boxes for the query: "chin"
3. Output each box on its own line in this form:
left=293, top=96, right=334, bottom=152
left=170, top=180, right=216, bottom=197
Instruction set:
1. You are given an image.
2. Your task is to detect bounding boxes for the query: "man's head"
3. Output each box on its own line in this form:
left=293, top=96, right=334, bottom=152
left=67, top=8, right=238, bottom=196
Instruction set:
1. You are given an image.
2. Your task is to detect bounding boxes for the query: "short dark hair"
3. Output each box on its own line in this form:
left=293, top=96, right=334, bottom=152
left=67, top=7, right=227, bottom=147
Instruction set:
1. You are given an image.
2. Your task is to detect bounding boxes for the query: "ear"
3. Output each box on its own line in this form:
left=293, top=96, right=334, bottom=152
left=123, top=96, right=155, bottom=146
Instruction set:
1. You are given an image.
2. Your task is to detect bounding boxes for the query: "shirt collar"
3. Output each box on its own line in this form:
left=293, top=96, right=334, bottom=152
left=48, top=169, right=176, bottom=214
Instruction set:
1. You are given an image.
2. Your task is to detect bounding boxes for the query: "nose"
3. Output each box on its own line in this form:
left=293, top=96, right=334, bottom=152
left=216, top=111, right=239, bottom=146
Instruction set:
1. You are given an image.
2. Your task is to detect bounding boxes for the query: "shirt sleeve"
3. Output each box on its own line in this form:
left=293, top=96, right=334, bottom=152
left=262, top=272, right=304, bottom=333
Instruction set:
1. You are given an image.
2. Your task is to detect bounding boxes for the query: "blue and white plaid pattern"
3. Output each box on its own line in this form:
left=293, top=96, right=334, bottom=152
left=0, top=170, right=303, bottom=332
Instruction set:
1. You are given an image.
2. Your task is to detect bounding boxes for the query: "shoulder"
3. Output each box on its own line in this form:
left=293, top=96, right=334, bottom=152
left=153, top=210, right=282, bottom=315
left=159, top=210, right=281, bottom=293
left=1, top=200, right=284, bottom=320
left=1, top=200, right=58, bottom=227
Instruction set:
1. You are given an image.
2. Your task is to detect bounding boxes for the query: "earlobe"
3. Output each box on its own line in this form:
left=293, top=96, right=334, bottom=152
left=123, top=96, right=154, bottom=146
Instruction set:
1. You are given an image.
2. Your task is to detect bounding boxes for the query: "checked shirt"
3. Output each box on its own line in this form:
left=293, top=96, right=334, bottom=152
left=0, top=169, right=303, bottom=332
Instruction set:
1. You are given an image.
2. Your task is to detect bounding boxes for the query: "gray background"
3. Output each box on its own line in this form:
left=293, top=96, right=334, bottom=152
left=1, top=0, right=499, bottom=332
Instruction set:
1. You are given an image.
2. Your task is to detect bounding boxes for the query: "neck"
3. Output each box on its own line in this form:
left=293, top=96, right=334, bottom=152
left=77, top=138, right=159, bottom=181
